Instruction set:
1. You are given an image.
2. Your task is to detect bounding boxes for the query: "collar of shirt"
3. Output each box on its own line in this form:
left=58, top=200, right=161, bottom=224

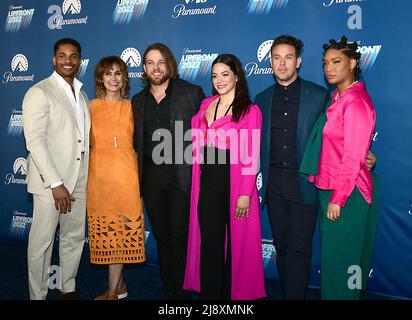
left=275, top=76, right=300, bottom=93
left=144, top=78, right=174, bottom=99
left=52, top=70, right=83, bottom=100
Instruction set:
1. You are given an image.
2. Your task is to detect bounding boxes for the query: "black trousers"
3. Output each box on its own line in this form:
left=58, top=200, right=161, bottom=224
left=198, top=147, right=231, bottom=300
left=142, top=158, right=190, bottom=297
left=266, top=167, right=318, bottom=300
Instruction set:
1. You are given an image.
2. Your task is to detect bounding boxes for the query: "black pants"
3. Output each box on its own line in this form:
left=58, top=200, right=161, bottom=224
left=266, top=167, right=318, bottom=300
left=198, top=147, right=231, bottom=300
left=142, top=158, right=190, bottom=298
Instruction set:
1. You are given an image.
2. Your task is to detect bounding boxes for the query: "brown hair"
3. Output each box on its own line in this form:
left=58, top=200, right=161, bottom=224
left=94, top=56, right=130, bottom=99
left=142, top=43, right=179, bottom=82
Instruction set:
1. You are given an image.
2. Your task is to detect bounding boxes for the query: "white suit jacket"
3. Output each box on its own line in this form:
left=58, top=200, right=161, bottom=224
left=22, top=74, right=91, bottom=198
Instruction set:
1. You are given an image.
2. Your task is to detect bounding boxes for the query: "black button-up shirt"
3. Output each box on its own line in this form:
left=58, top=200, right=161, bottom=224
left=143, top=80, right=173, bottom=161
left=270, top=77, right=301, bottom=169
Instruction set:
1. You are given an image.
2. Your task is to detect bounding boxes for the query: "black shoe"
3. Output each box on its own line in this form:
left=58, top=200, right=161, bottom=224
left=55, top=291, right=82, bottom=300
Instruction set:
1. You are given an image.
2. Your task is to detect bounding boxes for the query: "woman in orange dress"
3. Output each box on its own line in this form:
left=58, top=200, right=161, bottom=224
left=87, top=56, right=145, bottom=300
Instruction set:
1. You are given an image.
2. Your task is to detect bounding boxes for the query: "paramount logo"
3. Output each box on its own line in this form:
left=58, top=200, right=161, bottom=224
left=4, top=157, right=27, bottom=185
left=47, top=0, right=88, bottom=30
left=244, top=40, right=274, bottom=78
left=3, top=54, right=35, bottom=84
left=120, top=47, right=143, bottom=78
left=172, top=0, right=217, bottom=19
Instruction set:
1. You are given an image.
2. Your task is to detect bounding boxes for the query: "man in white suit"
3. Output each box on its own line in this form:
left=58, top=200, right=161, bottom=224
left=22, top=38, right=90, bottom=300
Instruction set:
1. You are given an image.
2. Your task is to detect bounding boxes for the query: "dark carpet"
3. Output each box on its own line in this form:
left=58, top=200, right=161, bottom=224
left=0, top=240, right=387, bottom=301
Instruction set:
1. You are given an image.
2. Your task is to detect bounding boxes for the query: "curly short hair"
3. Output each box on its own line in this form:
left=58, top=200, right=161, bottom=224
left=323, top=36, right=362, bottom=76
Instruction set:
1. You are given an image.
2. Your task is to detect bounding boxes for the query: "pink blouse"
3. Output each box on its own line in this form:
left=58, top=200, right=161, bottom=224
left=311, top=82, right=376, bottom=207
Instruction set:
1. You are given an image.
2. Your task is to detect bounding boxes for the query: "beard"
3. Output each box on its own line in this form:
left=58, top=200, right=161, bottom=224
left=146, top=70, right=170, bottom=85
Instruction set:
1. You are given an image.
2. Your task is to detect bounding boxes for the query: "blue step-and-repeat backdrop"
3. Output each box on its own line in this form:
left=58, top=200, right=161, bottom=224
left=1, top=0, right=411, bottom=299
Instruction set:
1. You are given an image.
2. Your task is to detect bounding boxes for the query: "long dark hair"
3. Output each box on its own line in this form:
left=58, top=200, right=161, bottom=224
left=211, top=54, right=251, bottom=122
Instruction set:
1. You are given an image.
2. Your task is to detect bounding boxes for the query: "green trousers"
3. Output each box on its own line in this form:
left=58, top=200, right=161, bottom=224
left=319, top=174, right=379, bottom=300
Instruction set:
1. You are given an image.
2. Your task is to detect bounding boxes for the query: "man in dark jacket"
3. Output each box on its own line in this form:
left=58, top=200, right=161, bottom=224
left=256, top=35, right=328, bottom=300
left=132, top=43, right=205, bottom=299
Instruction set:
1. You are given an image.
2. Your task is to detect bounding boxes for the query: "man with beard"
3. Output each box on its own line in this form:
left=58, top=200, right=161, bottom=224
left=132, top=43, right=205, bottom=299
left=22, top=38, right=90, bottom=300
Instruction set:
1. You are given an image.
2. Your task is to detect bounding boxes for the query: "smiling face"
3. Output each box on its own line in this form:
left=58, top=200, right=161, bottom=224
left=323, top=48, right=356, bottom=87
left=270, top=43, right=301, bottom=86
left=102, top=63, right=124, bottom=96
left=144, top=49, right=170, bottom=85
left=53, top=43, right=81, bottom=84
left=211, top=62, right=237, bottom=96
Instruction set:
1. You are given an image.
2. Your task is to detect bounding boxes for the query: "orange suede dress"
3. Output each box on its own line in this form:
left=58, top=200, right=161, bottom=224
left=87, top=99, right=145, bottom=264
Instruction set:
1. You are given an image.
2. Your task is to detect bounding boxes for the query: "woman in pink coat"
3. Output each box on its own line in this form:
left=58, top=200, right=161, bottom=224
left=183, top=54, right=266, bottom=300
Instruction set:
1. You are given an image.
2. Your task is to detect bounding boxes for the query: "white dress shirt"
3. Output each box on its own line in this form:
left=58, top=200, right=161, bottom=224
left=50, top=71, right=86, bottom=189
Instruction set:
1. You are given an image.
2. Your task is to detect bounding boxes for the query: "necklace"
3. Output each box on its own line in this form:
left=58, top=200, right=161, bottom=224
left=103, top=98, right=124, bottom=148
left=207, top=98, right=232, bottom=147
left=335, top=81, right=358, bottom=100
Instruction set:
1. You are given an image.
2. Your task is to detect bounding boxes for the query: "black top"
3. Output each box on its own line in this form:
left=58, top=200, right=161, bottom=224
left=143, top=80, right=173, bottom=161
left=270, top=77, right=301, bottom=169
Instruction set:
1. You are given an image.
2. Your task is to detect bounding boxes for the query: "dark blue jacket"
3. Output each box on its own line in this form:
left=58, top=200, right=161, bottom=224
left=255, top=78, right=328, bottom=205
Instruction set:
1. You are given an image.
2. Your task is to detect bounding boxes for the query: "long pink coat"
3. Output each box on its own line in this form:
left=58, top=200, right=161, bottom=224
left=183, top=95, right=266, bottom=300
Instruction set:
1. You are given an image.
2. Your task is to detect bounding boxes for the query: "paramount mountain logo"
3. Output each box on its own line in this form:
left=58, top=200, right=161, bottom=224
left=120, top=47, right=143, bottom=78
left=4, top=157, right=27, bottom=185
left=4, top=5, right=35, bottom=33
left=113, top=0, right=149, bottom=24
left=2, top=54, right=35, bottom=84
left=7, top=109, right=23, bottom=137
left=11, top=54, right=28, bottom=72
left=244, top=40, right=274, bottom=78
left=47, top=0, right=88, bottom=30
left=172, top=0, right=217, bottom=19
left=247, top=0, right=288, bottom=14
left=178, top=48, right=218, bottom=81
left=62, top=0, right=81, bottom=14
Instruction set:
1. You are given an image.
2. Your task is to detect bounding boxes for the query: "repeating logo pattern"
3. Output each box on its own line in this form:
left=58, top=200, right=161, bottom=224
left=2, top=54, right=35, bottom=84
left=178, top=48, right=218, bottom=81
left=262, top=239, right=276, bottom=269
left=9, top=210, right=32, bottom=239
left=172, top=0, right=217, bottom=19
left=247, top=0, right=288, bottom=14
left=244, top=40, right=274, bottom=78
left=47, top=0, right=88, bottom=30
left=121, top=47, right=143, bottom=78
left=4, top=5, right=34, bottom=33
left=76, top=59, right=89, bottom=79
left=358, top=44, right=382, bottom=72
left=7, top=109, right=23, bottom=137
left=4, top=157, right=27, bottom=185
left=113, top=0, right=149, bottom=24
